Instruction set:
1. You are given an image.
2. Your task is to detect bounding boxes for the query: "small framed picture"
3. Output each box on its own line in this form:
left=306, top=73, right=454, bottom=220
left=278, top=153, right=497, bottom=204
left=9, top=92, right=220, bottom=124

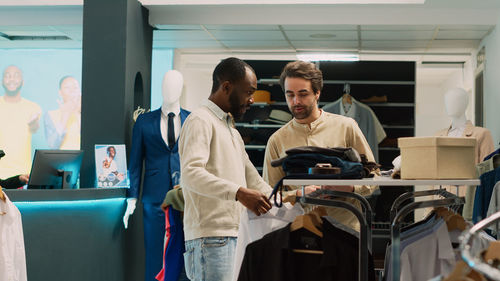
left=95, top=144, right=129, bottom=188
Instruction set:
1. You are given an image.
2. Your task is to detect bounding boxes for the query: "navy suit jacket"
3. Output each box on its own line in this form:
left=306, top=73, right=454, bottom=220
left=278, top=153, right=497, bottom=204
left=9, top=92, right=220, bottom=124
left=127, top=108, right=190, bottom=204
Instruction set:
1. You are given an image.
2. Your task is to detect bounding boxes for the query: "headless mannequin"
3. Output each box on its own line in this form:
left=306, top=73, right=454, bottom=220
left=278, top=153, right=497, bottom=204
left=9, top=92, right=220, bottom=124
left=444, top=88, right=468, bottom=135
left=123, top=70, right=183, bottom=227
left=437, top=87, right=494, bottom=220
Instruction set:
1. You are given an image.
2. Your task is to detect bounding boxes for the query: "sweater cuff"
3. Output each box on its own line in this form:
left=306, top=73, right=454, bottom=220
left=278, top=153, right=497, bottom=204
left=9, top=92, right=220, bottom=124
left=228, top=183, right=241, bottom=201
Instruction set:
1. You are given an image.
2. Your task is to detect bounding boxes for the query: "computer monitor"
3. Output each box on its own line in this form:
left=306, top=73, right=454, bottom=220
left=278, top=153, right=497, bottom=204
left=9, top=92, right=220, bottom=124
left=28, top=149, right=84, bottom=189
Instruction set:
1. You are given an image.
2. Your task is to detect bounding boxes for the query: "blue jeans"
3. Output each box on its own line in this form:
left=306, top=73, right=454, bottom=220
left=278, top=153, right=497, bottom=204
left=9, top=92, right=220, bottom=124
left=184, top=237, right=237, bottom=281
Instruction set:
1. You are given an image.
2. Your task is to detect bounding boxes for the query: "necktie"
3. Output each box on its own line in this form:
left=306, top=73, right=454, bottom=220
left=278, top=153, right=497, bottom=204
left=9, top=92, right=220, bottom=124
left=167, top=112, right=175, bottom=150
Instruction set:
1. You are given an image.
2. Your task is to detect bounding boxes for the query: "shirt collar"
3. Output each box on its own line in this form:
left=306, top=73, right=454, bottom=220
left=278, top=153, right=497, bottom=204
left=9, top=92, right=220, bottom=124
left=292, top=109, right=324, bottom=129
left=161, top=106, right=180, bottom=118
left=206, top=99, right=229, bottom=121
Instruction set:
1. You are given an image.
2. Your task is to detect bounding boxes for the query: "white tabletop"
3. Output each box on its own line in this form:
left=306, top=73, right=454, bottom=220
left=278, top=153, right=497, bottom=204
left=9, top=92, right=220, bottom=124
left=283, top=177, right=480, bottom=186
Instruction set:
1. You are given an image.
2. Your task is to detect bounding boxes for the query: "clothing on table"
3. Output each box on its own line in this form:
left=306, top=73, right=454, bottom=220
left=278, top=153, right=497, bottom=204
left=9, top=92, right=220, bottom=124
left=322, top=97, right=386, bottom=162
left=128, top=107, right=190, bottom=281
left=263, top=110, right=376, bottom=231
left=0, top=96, right=42, bottom=178
left=179, top=99, right=272, bottom=241
left=0, top=190, right=27, bottom=281
left=473, top=167, right=500, bottom=224
left=435, top=120, right=495, bottom=221
left=237, top=217, right=376, bottom=281
left=484, top=148, right=500, bottom=161
left=232, top=202, right=304, bottom=281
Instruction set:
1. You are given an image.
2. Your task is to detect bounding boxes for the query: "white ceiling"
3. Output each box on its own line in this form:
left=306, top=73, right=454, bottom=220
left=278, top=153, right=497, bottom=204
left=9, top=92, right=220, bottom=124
left=0, top=0, right=499, bottom=63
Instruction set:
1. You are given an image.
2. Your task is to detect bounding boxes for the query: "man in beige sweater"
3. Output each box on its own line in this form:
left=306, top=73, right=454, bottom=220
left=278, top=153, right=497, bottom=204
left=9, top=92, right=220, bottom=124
left=179, top=57, right=272, bottom=281
left=263, top=60, right=376, bottom=231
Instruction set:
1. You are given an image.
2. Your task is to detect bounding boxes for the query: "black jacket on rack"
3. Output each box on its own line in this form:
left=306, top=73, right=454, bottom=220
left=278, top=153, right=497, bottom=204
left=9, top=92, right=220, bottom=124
left=237, top=217, right=376, bottom=281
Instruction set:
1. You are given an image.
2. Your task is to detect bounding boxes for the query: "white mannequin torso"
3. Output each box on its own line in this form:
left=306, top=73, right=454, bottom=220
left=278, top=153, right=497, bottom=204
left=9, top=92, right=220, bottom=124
left=159, top=70, right=183, bottom=147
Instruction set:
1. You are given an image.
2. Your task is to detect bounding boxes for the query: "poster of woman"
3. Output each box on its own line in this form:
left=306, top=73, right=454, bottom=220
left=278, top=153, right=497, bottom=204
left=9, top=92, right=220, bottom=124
left=95, top=144, right=129, bottom=188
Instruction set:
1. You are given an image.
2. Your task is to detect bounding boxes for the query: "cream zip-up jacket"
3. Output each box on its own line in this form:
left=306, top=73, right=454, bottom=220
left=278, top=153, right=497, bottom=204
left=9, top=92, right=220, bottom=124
left=179, top=100, right=272, bottom=241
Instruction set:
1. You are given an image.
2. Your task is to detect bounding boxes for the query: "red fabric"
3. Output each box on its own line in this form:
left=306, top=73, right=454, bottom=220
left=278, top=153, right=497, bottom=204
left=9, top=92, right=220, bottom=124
left=155, top=207, right=171, bottom=281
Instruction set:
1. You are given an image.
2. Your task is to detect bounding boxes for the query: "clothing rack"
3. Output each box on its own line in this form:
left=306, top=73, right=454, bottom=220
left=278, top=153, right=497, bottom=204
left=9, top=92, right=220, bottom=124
left=390, top=190, right=465, bottom=281
left=461, top=211, right=500, bottom=280
left=297, top=188, right=371, bottom=281
left=389, top=189, right=458, bottom=222
left=284, top=178, right=479, bottom=281
left=304, top=188, right=373, bottom=251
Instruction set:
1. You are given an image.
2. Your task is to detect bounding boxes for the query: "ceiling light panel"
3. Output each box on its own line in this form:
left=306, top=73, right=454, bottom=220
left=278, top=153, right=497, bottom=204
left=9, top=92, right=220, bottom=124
left=285, top=30, right=357, bottom=40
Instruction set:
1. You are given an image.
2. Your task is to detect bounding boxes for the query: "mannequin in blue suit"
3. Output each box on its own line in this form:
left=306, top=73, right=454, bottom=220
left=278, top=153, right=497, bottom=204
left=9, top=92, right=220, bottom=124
left=124, top=70, right=190, bottom=281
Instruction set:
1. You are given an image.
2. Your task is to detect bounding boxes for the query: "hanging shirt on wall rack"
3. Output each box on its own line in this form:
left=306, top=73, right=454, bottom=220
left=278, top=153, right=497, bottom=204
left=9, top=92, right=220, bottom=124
left=322, top=97, right=386, bottom=162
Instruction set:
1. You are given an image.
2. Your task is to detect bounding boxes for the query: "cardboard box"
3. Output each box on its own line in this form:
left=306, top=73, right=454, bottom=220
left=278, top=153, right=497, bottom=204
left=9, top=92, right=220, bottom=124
left=398, top=136, right=477, bottom=179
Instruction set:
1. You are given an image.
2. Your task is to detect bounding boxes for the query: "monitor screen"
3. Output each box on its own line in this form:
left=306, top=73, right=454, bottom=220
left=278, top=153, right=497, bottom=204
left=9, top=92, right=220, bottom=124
left=28, top=149, right=83, bottom=189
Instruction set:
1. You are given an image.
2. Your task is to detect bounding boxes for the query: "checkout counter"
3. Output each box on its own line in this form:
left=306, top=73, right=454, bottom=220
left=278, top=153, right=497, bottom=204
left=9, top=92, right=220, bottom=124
left=5, top=188, right=145, bottom=281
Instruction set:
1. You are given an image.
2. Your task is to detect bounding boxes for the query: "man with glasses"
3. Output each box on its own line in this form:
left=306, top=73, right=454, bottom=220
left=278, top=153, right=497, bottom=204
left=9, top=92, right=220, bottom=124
left=262, top=60, right=376, bottom=231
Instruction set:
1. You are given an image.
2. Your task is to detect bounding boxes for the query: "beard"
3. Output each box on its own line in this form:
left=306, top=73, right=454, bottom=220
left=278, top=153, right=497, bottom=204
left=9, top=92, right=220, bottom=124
left=290, top=103, right=314, bottom=120
left=228, top=89, right=248, bottom=121
left=2, top=83, right=22, bottom=96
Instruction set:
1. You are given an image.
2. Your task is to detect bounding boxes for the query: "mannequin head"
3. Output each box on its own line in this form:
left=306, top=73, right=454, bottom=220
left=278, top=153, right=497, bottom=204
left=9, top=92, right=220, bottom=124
left=444, top=88, right=469, bottom=118
left=161, top=70, right=183, bottom=112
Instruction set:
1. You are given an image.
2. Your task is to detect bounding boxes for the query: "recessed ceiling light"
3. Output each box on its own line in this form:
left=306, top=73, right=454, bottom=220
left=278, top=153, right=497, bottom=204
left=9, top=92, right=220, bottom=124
left=310, top=34, right=336, bottom=39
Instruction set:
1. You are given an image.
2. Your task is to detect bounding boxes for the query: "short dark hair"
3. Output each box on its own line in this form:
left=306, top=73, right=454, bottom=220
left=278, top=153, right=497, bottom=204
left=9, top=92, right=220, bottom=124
left=106, top=146, right=115, bottom=155
left=211, top=57, right=254, bottom=94
left=59, top=75, right=74, bottom=89
left=279, top=61, right=323, bottom=94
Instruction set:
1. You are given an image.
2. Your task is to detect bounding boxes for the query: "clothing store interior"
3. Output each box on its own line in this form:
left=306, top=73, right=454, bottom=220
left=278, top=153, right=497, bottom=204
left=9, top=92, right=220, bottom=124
left=2, top=1, right=500, bottom=281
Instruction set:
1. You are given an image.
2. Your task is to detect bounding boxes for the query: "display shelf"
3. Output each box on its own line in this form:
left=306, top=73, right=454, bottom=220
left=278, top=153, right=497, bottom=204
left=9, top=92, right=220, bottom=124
left=382, top=125, right=414, bottom=129
left=283, top=178, right=480, bottom=187
left=365, top=103, right=414, bottom=107
left=245, top=145, right=266, bottom=150
left=258, top=78, right=416, bottom=86
left=378, top=147, right=400, bottom=151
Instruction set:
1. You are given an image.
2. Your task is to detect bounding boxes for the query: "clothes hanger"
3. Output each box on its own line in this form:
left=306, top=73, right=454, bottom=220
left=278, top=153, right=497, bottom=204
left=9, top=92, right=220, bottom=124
left=444, top=261, right=486, bottom=281
left=435, top=207, right=468, bottom=232
left=290, top=207, right=325, bottom=254
left=342, top=83, right=352, bottom=105
left=482, top=241, right=500, bottom=266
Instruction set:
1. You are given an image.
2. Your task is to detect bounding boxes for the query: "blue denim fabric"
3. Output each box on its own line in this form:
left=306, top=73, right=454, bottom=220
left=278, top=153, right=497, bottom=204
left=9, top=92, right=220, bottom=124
left=183, top=237, right=237, bottom=281
left=473, top=167, right=500, bottom=224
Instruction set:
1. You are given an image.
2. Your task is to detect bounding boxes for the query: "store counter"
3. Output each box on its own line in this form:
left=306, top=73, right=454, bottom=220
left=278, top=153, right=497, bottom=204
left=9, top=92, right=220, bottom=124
left=5, top=188, right=144, bottom=281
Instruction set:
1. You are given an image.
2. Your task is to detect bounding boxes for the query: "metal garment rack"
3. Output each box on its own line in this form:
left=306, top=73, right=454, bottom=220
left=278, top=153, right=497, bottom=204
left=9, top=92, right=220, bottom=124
left=284, top=178, right=479, bottom=281
left=461, top=211, right=500, bottom=280
left=296, top=189, right=372, bottom=281
left=390, top=189, right=465, bottom=281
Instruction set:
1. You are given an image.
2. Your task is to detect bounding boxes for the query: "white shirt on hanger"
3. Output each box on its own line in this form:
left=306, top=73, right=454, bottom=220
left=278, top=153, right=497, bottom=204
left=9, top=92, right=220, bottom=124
left=0, top=191, right=27, bottom=281
left=231, top=202, right=304, bottom=281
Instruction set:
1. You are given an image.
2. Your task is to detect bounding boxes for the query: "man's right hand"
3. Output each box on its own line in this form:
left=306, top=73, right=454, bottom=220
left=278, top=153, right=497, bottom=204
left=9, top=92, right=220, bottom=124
left=236, top=187, right=272, bottom=216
